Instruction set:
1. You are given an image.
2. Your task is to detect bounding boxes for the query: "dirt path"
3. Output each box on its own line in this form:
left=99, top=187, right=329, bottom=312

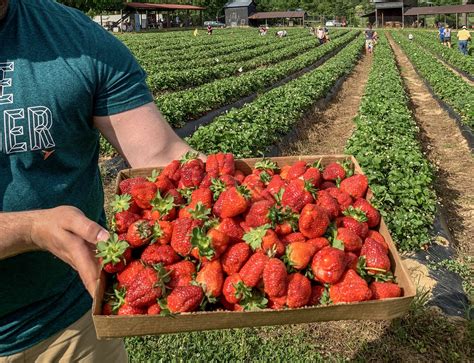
left=388, top=36, right=474, bottom=256
left=277, top=53, right=373, bottom=156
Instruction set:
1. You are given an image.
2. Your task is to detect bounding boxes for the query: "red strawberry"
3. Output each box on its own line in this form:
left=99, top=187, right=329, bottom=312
left=282, top=232, right=306, bottom=245
left=215, top=217, right=245, bottom=243
left=147, top=303, right=161, bottom=315
left=306, top=237, right=330, bottom=253
left=117, top=260, right=146, bottom=289
left=281, top=179, right=315, bottom=212
left=239, top=252, right=269, bottom=287
left=125, top=265, right=168, bottom=308
left=243, top=225, right=284, bottom=257
left=315, top=190, right=340, bottom=220
left=298, top=204, right=330, bottom=238
left=285, top=242, right=317, bottom=270
left=268, top=294, right=287, bottom=310
left=340, top=174, right=368, bottom=199
left=287, top=273, right=311, bottom=308
left=266, top=175, right=286, bottom=196
left=141, top=244, right=180, bottom=266
left=335, top=227, right=363, bottom=252
left=287, top=161, right=307, bottom=180
left=326, top=187, right=352, bottom=213
left=166, top=188, right=185, bottom=206
left=166, top=260, right=196, bottom=289
left=213, top=186, right=251, bottom=218
left=242, top=173, right=264, bottom=189
left=110, top=194, right=141, bottom=233
left=320, top=181, right=336, bottom=189
left=329, top=269, right=372, bottom=303
left=222, top=273, right=250, bottom=304
left=96, top=234, right=132, bottom=274
left=311, top=246, right=347, bottom=284
left=234, top=170, right=246, bottom=184
left=369, top=281, right=402, bottom=300
left=352, top=198, right=380, bottom=228
left=274, top=221, right=293, bottom=236
left=126, top=219, right=154, bottom=248
left=245, top=200, right=275, bottom=228
left=171, top=217, right=203, bottom=256
left=340, top=208, right=369, bottom=239
left=119, top=177, right=147, bottom=195
left=167, top=285, right=203, bottom=313
left=360, top=238, right=391, bottom=274
left=191, top=227, right=230, bottom=261
left=151, top=220, right=173, bottom=245
left=366, top=231, right=389, bottom=252
left=345, top=252, right=359, bottom=270
left=196, top=259, right=224, bottom=298
left=117, top=302, right=146, bottom=315
left=205, top=175, right=236, bottom=198
left=308, top=285, right=325, bottom=306
left=206, top=152, right=235, bottom=176
left=279, top=165, right=291, bottom=180
left=322, top=162, right=346, bottom=181
left=147, top=191, right=176, bottom=221
left=179, top=188, right=213, bottom=219
left=114, top=211, right=141, bottom=234
left=302, top=167, right=321, bottom=188
left=178, top=152, right=205, bottom=188
left=161, top=159, right=181, bottom=183
left=102, top=301, right=115, bottom=315
left=221, top=242, right=251, bottom=275
left=130, top=181, right=158, bottom=210
left=155, top=174, right=175, bottom=194
left=263, top=258, right=288, bottom=297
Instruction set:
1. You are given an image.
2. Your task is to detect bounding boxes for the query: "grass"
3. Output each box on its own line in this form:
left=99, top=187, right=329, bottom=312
left=429, top=257, right=474, bottom=299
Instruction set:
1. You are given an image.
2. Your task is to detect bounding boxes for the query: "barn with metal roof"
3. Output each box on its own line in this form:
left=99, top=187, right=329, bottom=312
left=224, top=0, right=257, bottom=27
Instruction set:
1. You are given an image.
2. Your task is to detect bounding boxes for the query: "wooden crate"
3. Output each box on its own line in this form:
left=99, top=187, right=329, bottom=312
left=93, top=155, right=416, bottom=338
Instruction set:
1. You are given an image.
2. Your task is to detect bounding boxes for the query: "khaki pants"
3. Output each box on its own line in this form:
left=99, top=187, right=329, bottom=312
left=0, top=311, right=127, bottom=363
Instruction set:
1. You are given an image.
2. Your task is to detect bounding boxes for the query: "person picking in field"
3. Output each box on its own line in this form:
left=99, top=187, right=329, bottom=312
left=0, top=0, right=200, bottom=361
left=443, top=24, right=452, bottom=48
left=457, top=25, right=471, bottom=56
left=364, top=24, right=375, bottom=53
left=316, top=26, right=326, bottom=45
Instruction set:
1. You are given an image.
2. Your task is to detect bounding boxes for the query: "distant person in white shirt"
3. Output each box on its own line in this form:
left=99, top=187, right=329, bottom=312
left=276, top=30, right=287, bottom=38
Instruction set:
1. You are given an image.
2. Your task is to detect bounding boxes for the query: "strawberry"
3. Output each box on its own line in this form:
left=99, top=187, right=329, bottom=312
left=102, top=301, right=115, bottom=315
left=215, top=217, right=244, bottom=243
left=117, top=302, right=146, bottom=315
left=113, top=210, right=141, bottom=234
left=147, top=303, right=161, bottom=315
left=222, top=273, right=249, bottom=304
left=126, top=219, right=154, bottom=248
left=341, top=206, right=369, bottom=238
left=141, top=244, right=180, bottom=266
left=117, top=260, right=146, bottom=289
left=234, top=170, right=246, bottom=184
left=167, top=285, right=204, bottom=313
left=345, top=252, right=359, bottom=270
left=196, top=259, right=224, bottom=299
left=190, top=227, right=229, bottom=261
left=166, top=188, right=185, bottom=206
left=352, top=198, right=380, bottom=228
left=320, top=181, right=336, bottom=189
left=253, top=158, right=279, bottom=177
left=161, top=159, right=181, bottom=184
left=221, top=242, right=251, bottom=275
left=242, top=174, right=267, bottom=203
left=125, top=264, right=169, bottom=308
left=279, top=165, right=291, bottom=180
left=148, top=191, right=176, bottom=221
left=119, top=177, right=147, bottom=195
left=302, top=167, right=322, bottom=188
left=243, top=225, right=284, bottom=257
left=369, top=281, right=402, bottom=300
left=329, top=269, right=372, bottom=304
left=213, top=185, right=251, bottom=218
left=287, top=161, right=307, bottom=180
left=285, top=242, right=317, bottom=270
left=179, top=188, right=213, bottom=219
left=281, top=179, right=315, bottom=212
left=340, top=174, right=368, bottom=199
left=359, top=238, right=391, bottom=275
left=315, top=190, right=340, bottom=220
left=286, top=273, right=311, bottom=308
left=245, top=200, right=275, bottom=228
left=265, top=174, right=286, bottom=196
left=102, top=286, right=126, bottom=315
left=268, top=295, right=287, bottom=310
left=150, top=220, right=173, bottom=245
left=206, top=152, right=235, bottom=176
left=204, top=176, right=231, bottom=198
left=130, top=181, right=158, bottom=210
left=263, top=258, right=288, bottom=297
left=308, top=285, right=325, bottom=306
left=96, top=234, right=132, bottom=274
left=178, top=152, right=205, bottom=188
left=326, top=187, right=352, bottom=213
left=298, top=204, right=330, bottom=238
left=171, top=217, right=203, bottom=256
left=322, top=162, right=346, bottom=181
left=239, top=252, right=269, bottom=287
left=306, top=237, right=330, bottom=253
left=311, top=246, right=347, bottom=284
left=366, top=231, right=388, bottom=252
left=335, top=227, right=362, bottom=252
left=261, top=229, right=285, bottom=257
left=242, top=173, right=264, bottom=190
left=166, top=260, right=196, bottom=289
left=154, top=174, right=175, bottom=194
left=282, top=232, right=306, bottom=245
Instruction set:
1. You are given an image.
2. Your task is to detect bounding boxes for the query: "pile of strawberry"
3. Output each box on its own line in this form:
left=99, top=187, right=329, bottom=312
left=97, top=152, right=402, bottom=316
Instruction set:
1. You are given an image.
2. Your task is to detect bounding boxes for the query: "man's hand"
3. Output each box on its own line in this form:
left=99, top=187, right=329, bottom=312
left=29, top=206, right=109, bottom=296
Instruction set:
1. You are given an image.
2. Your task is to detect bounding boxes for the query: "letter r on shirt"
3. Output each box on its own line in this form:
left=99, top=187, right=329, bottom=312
left=0, top=62, right=14, bottom=105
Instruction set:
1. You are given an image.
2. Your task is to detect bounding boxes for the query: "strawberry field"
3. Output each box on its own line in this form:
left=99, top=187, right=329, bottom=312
left=99, top=29, right=473, bottom=361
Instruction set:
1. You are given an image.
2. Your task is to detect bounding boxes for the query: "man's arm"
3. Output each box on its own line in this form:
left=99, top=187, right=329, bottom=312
left=94, top=102, right=199, bottom=167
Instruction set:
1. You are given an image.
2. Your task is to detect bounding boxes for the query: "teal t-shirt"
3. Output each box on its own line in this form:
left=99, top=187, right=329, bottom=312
left=0, top=0, right=153, bottom=356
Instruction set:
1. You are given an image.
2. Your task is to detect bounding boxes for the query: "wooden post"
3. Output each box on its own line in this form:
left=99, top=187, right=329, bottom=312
left=381, top=12, right=384, bottom=28
left=402, top=4, right=405, bottom=28
left=375, top=9, right=378, bottom=27
left=456, top=13, right=458, bottom=29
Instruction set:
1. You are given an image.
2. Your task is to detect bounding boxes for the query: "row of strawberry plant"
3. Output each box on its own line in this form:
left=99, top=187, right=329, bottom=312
left=391, top=31, right=474, bottom=129
left=345, top=33, right=436, bottom=252
left=158, top=31, right=358, bottom=127
left=187, top=36, right=364, bottom=157
left=406, top=30, right=474, bottom=77
left=146, top=32, right=341, bottom=92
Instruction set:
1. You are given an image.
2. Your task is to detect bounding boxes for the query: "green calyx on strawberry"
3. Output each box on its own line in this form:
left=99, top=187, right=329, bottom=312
left=150, top=191, right=175, bottom=218
left=341, top=159, right=354, bottom=178
left=236, top=185, right=252, bottom=200
left=96, top=234, right=130, bottom=267
left=180, top=151, right=200, bottom=164
left=233, top=280, right=253, bottom=301
left=268, top=205, right=299, bottom=231
left=147, top=169, right=161, bottom=183
left=274, top=189, right=285, bottom=205
left=357, top=256, right=393, bottom=281
left=310, top=159, right=322, bottom=170
left=150, top=222, right=164, bottom=243
left=188, top=201, right=211, bottom=221
left=343, top=206, right=368, bottom=222
left=110, top=194, right=131, bottom=212
left=210, top=178, right=227, bottom=201
left=304, top=180, right=318, bottom=199
left=259, top=171, right=272, bottom=184
left=319, top=284, right=332, bottom=305
left=327, top=224, right=344, bottom=251
left=190, top=227, right=215, bottom=260
left=104, top=285, right=127, bottom=313
left=240, top=290, right=268, bottom=311
left=242, top=224, right=271, bottom=251
left=152, top=262, right=172, bottom=291
left=254, top=158, right=279, bottom=172
left=178, top=187, right=196, bottom=203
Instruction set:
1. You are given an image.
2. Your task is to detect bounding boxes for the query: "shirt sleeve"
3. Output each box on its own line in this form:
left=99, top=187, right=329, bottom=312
left=91, top=24, right=154, bottom=116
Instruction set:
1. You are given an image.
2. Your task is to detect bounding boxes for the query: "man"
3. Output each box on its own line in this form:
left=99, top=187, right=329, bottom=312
left=457, top=25, right=471, bottom=56
left=439, top=23, right=445, bottom=44
left=0, top=0, right=198, bottom=361
left=364, top=24, right=374, bottom=53
left=316, top=26, right=325, bottom=45
left=275, top=29, right=287, bottom=38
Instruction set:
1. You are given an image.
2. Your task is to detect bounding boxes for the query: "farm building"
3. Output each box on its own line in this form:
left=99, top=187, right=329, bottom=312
left=248, top=11, right=307, bottom=27
left=365, top=0, right=418, bottom=27
left=224, top=0, right=257, bottom=27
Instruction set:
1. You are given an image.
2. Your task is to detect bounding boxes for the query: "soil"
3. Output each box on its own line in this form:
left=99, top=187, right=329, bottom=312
left=277, top=53, right=373, bottom=156
left=388, top=35, right=474, bottom=258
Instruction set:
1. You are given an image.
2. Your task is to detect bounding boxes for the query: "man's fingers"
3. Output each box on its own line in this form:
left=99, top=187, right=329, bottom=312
left=63, top=208, right=109, bottom=244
